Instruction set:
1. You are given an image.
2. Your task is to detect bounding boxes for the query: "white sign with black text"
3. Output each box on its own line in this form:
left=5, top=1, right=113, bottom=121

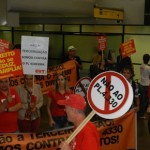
left=21, top=36, right=49, bottom=75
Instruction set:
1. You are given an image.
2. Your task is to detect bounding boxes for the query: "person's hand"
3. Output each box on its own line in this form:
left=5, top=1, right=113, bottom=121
left=30, top=105, right=36, bottom=112
left=6, top=92, right=12, bottom=102
left=30, top=95, right=36, bottom=109
left=135, top=106, right=140, bottom=112
left=101, top=59, right=105, bottom=65
left=59, top=141, right=71, bottom=150
left=49, top=119, right=55, bottom=128
left=73, top=58, right=79, bottom=65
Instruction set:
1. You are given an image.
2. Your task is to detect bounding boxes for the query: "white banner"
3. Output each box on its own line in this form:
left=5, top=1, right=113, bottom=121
left=21, top=36, right=49, bottom=75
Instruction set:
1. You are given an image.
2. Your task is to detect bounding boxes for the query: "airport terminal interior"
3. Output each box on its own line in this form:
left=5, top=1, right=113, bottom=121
left=0, top=0, right=150, bottom=149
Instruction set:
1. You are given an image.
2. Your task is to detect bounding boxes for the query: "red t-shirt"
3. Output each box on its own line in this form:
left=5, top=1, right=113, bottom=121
left=70, top=122, right=100, bottom=150
left=0, top=88, right=21, bottom=133
left=48, top=88, right=72, bottom=117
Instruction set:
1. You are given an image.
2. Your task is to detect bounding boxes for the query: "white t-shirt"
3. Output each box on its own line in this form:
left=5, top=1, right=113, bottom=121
left=140, top=64, right=150, bottom=86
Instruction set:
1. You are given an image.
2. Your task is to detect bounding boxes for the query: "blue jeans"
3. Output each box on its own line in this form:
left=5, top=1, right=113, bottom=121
left=138, top=85, right=149, bottom=117
left=52, top=116, right=68, bottom=129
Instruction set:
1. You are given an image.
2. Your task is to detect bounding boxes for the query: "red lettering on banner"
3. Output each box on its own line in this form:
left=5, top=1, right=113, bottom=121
left=98, top=35, right=106, bottom=51
left=35, top=69, right=45, bottom=74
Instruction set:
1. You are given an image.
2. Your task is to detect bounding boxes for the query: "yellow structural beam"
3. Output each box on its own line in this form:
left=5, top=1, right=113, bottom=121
left=94, top=7, right=124, bottom=20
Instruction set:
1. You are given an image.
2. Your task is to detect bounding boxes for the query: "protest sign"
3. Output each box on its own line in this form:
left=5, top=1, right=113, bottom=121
left=98, top=35, right=106, bottom=51
left=21, top=36, right=49, bottom=75
left=74, top=77, right=91, bottom=99
left=87, top=71, right=133, bottom=119
left=120, top=39, right=136, bottom=58
left=0, top=50, right=23, bottom=79
left=0, top=39, right=10, bottom=52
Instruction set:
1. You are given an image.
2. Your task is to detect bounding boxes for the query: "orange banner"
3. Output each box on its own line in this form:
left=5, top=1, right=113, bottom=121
left=120, top=39, right=136, bottom=58
left=0, top=50, right=23, bottom=79
left=9, top=60, right=77, bottom=94
left=0, top=110, right=136, bottom=150
left=100, top=110, right=136, bottom=150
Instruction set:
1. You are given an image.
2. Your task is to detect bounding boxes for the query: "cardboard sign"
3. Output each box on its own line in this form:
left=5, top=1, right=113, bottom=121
left=120, top=39, right=136, bottom=58
left=98, top=35, right=106, bottom=51
left=0, top=39, right=10, bottom=52
left=0, top=50, right=23, bottom=79
left=74, top=77, right=91, bottom=99
left=21, top=36, right=49, bottom=75
left=87, top=71, right=133, bottom=119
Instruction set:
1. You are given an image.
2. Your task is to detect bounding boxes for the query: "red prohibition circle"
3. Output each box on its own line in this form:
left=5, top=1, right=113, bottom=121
left=87, top=71, right=129, bottom=115
left=74, top=77, right=91, bottom=94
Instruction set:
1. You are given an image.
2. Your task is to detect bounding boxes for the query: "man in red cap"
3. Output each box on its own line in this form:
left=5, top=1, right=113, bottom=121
left=58, top=94, right=100, bottom=150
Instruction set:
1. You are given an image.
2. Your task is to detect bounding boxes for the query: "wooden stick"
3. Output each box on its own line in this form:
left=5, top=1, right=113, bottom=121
left=32, top=75, right=34, bottom=95
left=66, top=110, right=95, bottom=144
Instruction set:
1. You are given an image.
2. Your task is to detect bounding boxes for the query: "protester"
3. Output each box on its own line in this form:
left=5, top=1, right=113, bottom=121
left=16, top=75, right=43, bottom=133
left=47, top=73, right=72, bottom=129
left=89, top=50, right=105, bottom=79
left=0, top=78, right=22, bottom=133
left=58, top=94, right=100, bottom=150
left=116, top=48, right=132, bottom=73
left=105, top=49, right=117, bottom=71
left=138, top=54, right=150, bottom=119
left=121, top=66, right=140, bottom=112
left=63, top=45, right=82, bottom=80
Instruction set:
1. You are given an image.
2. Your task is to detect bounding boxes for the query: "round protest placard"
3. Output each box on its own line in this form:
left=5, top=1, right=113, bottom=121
left=87, top=71, right=133, bottom=119
left=74, top=77, right=91, bottom=98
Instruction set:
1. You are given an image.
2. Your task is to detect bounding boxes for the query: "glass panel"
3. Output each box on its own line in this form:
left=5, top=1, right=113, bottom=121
left=45, top=25, right=61, bottom=31
left=0, top=26, right=11, bottom=30
left=14, top=25, right=43, bottom=31
left=48, top=59, right=62, bottom=67
left=82, top=25, right=123, bottom=33
left=32, top=33, right=63, bottom=67
left=125, top=26, right=150, bottom=34
left=13, top=31, right=31, bottom=45
left=0, top=31, right=12, bottom=45
left=49, top=35, right=63, bottom=58
left=62, top=25, right=80, bottom=32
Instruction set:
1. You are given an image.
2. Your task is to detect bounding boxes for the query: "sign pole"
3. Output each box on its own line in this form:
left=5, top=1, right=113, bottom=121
left=66, top=110, right=95, bottom=144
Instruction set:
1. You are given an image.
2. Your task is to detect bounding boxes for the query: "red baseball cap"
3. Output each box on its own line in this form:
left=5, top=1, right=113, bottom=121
left=58, top=94, right=86, bottom=110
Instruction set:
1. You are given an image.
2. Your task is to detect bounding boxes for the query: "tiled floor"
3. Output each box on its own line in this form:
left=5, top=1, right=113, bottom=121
left=40, top=105, right=150, bottom=150
left=137, top=118, right=150, bottom=150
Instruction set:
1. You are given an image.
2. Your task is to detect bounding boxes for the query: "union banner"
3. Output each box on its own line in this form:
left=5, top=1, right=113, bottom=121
left=0, top=110, right=136, bottom=150
left=9, top=60, right=77, bottom=94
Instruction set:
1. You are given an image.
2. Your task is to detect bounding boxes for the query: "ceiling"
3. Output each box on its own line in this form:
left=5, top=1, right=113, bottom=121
left=0, top=0, right=145, bottom=26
